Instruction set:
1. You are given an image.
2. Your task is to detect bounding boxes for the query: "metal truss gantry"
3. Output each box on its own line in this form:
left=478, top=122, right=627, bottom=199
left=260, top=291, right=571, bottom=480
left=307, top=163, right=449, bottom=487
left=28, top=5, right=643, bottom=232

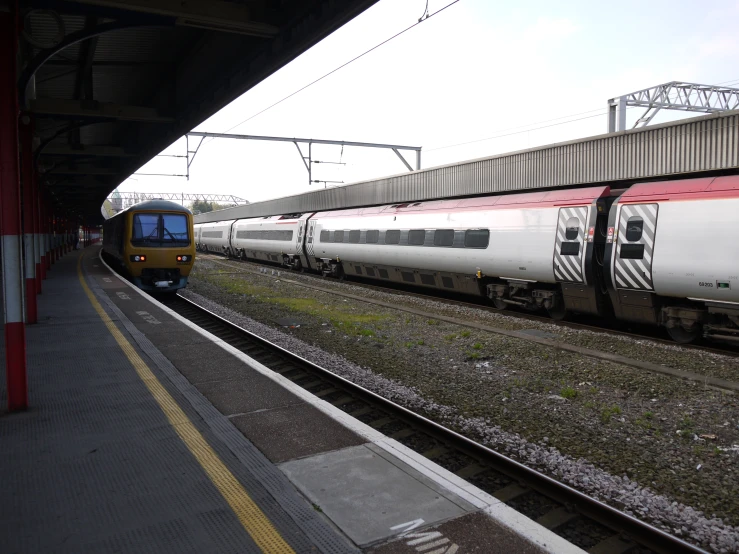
left=105, top=191, right=248, bottom=215
left=186, top=132, right=422, bottom=187
left=608, top=81, right=739, bottom=133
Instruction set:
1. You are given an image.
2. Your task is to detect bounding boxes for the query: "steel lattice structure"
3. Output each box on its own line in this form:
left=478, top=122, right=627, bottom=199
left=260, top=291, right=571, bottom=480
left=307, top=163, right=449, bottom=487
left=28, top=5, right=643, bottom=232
left=103, top=191, right=248, bottom=217
left=608, top=81, right=739, bottom=132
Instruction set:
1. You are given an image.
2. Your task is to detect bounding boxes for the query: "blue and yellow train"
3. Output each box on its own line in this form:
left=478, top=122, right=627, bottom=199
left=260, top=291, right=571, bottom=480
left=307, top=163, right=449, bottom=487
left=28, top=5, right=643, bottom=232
left=102, top=200, right=195, bottom=292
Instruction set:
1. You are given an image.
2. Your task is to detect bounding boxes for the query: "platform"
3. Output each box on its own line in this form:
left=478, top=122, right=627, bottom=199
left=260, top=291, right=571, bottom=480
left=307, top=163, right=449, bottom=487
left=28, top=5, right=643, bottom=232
left=0, top=248, right=582, bottom=553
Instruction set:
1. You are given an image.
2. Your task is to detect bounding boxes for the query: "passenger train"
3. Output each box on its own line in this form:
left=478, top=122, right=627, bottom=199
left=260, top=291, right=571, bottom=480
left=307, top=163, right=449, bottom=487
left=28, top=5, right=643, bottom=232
left=103, top=200, right=195, bottom=292
left=195, top=176, right=739, bottom=343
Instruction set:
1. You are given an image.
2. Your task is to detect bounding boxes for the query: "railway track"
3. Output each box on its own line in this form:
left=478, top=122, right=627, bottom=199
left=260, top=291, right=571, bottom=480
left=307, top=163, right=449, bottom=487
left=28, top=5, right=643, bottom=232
left=161, top=291, right=706, bottom=554
left=196, top=253, right=739, bottom=360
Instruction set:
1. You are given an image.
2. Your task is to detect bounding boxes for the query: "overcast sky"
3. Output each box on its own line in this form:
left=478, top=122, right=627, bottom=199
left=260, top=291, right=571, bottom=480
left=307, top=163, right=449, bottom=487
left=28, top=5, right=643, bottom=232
left=117, top=0, right=739, bottom=206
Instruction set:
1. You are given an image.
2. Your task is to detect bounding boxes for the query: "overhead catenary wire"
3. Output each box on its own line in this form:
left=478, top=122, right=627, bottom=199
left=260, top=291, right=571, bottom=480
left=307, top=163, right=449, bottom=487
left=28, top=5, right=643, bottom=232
left=215, top=0, right=461, bottom=137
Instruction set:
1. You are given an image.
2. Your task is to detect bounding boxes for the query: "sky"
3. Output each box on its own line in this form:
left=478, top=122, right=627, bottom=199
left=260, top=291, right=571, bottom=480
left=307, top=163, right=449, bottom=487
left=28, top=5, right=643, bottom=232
left=116, top=0, right=739, bottom=206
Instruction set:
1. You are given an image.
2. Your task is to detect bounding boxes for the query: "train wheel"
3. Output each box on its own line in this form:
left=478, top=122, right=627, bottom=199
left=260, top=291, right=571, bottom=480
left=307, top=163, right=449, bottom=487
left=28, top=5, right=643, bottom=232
left=547, top=303, right=568, bottom=321
left=666, top=325, right=701, bottom=344
left=492, top=298, right=508, bottom=310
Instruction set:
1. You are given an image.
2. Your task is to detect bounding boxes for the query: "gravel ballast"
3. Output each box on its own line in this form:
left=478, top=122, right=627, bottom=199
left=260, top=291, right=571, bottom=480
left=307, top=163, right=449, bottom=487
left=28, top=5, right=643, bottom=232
left=183, top=259, right=739, bottom=553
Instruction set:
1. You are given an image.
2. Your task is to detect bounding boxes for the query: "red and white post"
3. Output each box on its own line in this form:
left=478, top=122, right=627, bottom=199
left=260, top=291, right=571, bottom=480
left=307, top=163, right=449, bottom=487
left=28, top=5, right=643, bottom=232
left=32, top=162, right=42, bottom=292
left=0, top=9, right=28, bottom=411
left=19, top=118, right=37, bottom=323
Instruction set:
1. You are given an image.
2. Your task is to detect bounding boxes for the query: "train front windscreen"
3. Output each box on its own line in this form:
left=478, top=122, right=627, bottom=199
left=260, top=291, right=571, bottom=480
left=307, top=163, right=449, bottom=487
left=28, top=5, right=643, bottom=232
left=131, top=213, right=190, bottom=247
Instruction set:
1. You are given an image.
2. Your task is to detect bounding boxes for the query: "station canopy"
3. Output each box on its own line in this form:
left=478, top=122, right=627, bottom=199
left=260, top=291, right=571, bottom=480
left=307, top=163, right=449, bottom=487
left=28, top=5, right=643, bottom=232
left=19, top=0, right=378, bottom=223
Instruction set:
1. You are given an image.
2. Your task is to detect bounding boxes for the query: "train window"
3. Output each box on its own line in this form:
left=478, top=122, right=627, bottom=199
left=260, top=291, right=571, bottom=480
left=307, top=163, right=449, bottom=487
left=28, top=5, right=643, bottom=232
left=625, top=217, right=644, bottom=241
left=366, top=230, right=379, bottom=243
left=349, top=230, right=360, bottom=243
left=408, top=229, right=426, bottom=245
left=433, top=229, right=454, bottom=247
left=320, top=230, right=329, bottom=242
left=132, top=214, right=158, bottom=241
left=560, top=242, right=580, bottom=256
left=565, top=217, right=580, bottom=240
left=334, top=230, right=344, bottom=243
left=620, top=243, right=644, bottom=259
left=385, top=230, right=400, bottom=244
left=464, top=229, right=490, bottom=248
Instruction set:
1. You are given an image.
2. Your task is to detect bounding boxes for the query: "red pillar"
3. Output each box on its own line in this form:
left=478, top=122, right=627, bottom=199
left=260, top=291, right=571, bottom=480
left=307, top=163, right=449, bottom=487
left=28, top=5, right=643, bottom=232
left=0, top=9, right=28, bottom=411
left=19, top=119, right=36, bottom=323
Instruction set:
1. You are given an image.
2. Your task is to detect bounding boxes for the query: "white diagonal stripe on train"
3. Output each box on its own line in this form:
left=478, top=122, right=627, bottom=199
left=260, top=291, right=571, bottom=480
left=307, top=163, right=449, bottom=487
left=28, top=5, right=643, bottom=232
left=621, top=204, right=634, bottom=219
left=634, top=205, right=656, bottom=233
left=554, top=267, right=565, bottom=280
left=644, top=204, right=657, bottom=218
left=635, top=259, right=653, bottom=285
left=641, top=232, right=654, bottom=250
left=554, top=254, right=575, bottom=280
left=615, top=273, right=628, bottom=288
left=555, top=258, right=576, bottom=282
left=560, top=254, right=582, bottom=280
left=557, top=231, right=566, bottom=244
left=622, top=258, right=651, bottom=288
left=616, top=265, right=639, bottom=288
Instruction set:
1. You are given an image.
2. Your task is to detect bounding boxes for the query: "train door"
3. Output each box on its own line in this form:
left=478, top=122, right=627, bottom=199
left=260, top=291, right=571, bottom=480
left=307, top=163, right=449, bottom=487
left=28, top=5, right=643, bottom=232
left=306, top=219, right=317, bottom=257
left=611, top=203, right=658, bottom=291
left=553, top=206, right=587, bottom=284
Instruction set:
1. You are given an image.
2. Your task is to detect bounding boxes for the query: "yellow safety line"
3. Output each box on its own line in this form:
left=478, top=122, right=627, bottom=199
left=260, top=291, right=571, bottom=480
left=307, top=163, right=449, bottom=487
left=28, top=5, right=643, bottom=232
left=76, top=254, right=295, bottom=554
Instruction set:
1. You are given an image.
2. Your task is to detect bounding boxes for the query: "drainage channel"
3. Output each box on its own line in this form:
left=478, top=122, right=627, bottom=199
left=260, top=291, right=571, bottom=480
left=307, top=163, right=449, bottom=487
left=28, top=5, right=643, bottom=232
left=162, top=292, right=706, bottom=554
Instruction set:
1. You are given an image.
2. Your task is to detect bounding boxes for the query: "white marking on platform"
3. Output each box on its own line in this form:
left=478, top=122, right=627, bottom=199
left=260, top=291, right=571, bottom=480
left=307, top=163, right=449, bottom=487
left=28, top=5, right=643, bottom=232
left=116, top=292, right=131, bottom=300
left=136, top=311, right=161, bottom=325
left=102, top=277, right=112, bottom=282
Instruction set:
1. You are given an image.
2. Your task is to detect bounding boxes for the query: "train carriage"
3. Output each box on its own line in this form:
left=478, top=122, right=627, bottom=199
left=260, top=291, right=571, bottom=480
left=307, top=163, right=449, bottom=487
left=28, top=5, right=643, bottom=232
left=196, top=220, right=235, bottom=254
left=230, top=214, right=313, bottom=270
left=604, top=175, right=739, bottom=342
left=308, top=186, right=611, bottom=319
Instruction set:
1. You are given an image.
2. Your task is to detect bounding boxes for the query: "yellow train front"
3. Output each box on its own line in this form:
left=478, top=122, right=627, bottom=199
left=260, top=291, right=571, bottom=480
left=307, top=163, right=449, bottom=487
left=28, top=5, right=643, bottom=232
left=102, top=200, right=195, bottom=292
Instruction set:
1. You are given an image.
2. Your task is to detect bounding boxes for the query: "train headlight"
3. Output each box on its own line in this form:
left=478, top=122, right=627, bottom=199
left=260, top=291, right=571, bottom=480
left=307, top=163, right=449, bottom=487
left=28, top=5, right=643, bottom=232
left=130, top=255, right=146, bottom=262
left=177, top=255, right=189, bottom=262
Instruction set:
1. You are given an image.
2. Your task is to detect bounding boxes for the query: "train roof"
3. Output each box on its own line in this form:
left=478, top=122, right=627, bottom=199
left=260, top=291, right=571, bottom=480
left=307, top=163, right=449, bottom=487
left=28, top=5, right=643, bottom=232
left=112, top=200, right=193, bottom=217
left=316, top=186, right=612, bottom=218
left=620, top=175, right=739, bottom=203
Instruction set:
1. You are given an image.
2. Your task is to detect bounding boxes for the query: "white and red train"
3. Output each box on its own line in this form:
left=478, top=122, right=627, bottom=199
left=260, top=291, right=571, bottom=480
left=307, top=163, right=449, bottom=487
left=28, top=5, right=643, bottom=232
left=195, top=175, right=739, bottom=343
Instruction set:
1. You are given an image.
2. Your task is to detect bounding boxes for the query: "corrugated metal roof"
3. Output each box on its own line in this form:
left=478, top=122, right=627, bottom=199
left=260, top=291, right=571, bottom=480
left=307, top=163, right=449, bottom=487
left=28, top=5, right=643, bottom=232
left=195, top=110, right=739, bottom=223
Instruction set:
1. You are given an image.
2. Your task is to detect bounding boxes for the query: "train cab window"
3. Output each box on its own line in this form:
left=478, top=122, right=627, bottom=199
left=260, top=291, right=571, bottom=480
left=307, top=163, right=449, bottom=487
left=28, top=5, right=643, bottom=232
left=334, top=230, right=344, bottom=243
left=320, top=230, right=329, bottom=242
left=132, top=213, right=189, bottom=246
left=433, top=229, right=454, bottom=247
left=565, top=217, right=580, bottom=240
left=349, top=230, right=360, bottom=243
left=366, top=230, right=379, bottom=243
left=625, top=217, right=644, bottom=242
left=464, top=229, right=490, bottom=248
left=560, top=242, right=580, bottom=256
left=408, top=229, right=426, bottom=245
left=385, top=230, right=400, bottom=244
